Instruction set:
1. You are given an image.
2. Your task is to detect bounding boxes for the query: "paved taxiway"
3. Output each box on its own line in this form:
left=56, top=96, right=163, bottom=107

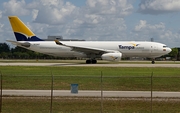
left=1, top=62, right=180, bottom=67
left=3, top=90, right=180, bottom=98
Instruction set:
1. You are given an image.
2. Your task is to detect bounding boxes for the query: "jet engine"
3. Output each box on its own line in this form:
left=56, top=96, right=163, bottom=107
left=101, top=52, right=122, bottom=62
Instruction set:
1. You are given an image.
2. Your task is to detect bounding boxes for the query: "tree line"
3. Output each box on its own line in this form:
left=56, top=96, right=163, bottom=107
left=0, top=43, right=178, bottom=60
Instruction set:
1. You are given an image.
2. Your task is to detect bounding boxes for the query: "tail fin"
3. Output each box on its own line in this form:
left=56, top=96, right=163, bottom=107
left=8, top=16, right=43, bottom=41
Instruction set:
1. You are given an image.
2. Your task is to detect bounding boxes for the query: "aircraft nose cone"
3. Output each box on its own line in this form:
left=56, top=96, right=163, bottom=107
left=167, top=48, right=172, bottom=53
left=169, top=48, right=172, bottom=52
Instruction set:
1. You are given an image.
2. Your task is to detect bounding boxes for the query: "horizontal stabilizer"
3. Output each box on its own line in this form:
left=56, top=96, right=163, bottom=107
left=6, top=40, right=30, bottom=47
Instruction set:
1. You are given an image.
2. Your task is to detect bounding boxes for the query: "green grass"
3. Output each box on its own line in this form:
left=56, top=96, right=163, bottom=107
left=1, top=66, right=180, bottom=76
left=0, top=66, right=180, bottom=91
left=1, top=64, right=180, bottom=112
left=2, top=97, right=180, bottom=113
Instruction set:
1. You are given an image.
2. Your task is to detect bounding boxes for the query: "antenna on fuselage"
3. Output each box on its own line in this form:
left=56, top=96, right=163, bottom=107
left=150, top=38, right=154, bottom=42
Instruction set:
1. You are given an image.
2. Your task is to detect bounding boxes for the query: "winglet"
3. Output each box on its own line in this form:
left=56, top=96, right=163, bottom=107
left=55, top=39, right=63, bottom=45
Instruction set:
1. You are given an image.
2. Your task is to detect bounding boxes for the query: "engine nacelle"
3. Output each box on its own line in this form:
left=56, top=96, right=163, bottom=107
left=101, top=52, right=122, bottom=62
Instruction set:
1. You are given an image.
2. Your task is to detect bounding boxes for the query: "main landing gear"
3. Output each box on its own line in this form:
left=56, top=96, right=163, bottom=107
left=151, top=59, right=155, bottom=64
left=86, top=59, right=97, bottom=64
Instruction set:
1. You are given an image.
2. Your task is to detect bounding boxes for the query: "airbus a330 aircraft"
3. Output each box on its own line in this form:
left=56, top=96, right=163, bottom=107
left=7, top=16, right=172, bottom=64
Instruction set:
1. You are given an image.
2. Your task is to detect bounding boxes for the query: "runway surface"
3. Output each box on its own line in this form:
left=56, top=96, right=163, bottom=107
left=1, top=62, right=180, bottom=67
left=2, top=90, right=180, bottom=98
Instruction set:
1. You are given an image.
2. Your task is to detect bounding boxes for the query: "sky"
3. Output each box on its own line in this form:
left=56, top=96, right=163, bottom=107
left=0, top=0, right=180, bottom=48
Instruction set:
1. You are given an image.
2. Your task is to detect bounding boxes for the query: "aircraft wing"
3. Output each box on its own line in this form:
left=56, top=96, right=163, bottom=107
left=55, top=40, right=113, bottom=55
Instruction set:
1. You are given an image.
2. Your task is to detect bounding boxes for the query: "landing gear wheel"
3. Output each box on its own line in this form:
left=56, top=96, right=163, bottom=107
left=86, top=60, right=92, bottom=64
left=86, top=59, right=97, bottom=64
left=92, top=60, right=97, bottom=64
left=151, top=59, right=155, bottom=64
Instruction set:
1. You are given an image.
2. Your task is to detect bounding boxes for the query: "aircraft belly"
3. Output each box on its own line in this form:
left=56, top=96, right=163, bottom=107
left=52, top=51, right=86, bottom=57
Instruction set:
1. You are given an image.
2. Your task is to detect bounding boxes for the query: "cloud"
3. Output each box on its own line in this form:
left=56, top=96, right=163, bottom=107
left=30, top=0, right=132, bottom=41
left=132, top=20, right=180, bottom=46
left=138, top=0, right=180, bottom=15
left=86, top=0, right=133, bottom=16
left=133, top=20, right=166, bottom=39
left=134, top=20, right=165, bottom=32
left=64, top=0, right=132, bottom=40
left=3, top=0, right=30, bottom=16
left=0, top=11, right=2, bottom=18
left=33, top=0, right=133, bottom=25
left=34, top=0, right=77, bottom=25
left=0, top=23, right=4, bottom=33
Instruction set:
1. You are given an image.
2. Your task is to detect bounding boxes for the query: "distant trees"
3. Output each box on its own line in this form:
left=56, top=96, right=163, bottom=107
left=0, top=43, right=10, bottom=59
left=0, top=43, right=10, bottom=53
left=168, top=48, right=178, bottom=60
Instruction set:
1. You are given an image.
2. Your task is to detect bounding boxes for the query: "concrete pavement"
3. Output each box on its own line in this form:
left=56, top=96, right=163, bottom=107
left=3, top=90, right=180, bottom=98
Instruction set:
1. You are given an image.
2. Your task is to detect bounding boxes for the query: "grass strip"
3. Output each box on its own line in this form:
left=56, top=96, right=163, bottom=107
left=2, top=97, right=180, bottom=113
left=0, top=66, right=180, bottom=91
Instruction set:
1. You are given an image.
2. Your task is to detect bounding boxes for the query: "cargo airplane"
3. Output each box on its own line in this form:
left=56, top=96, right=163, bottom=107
left=7, top=16, right=171, bottom=64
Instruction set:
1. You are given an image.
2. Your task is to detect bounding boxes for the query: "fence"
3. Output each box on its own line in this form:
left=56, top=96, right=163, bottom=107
left=1, top=73, right=180, bottom=113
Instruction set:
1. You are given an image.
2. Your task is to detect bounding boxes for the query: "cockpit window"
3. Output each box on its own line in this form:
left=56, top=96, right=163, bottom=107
left=163, top=45, right=168, bottom=48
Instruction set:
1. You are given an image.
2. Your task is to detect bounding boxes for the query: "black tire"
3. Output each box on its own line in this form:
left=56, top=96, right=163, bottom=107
left=152, top=60, right=155, bottom=64
left=86, top=60, right=91, bottom=64
left=92, top=60, right=97, bottom=64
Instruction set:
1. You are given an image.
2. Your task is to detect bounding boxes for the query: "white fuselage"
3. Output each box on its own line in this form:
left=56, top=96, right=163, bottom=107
left=18, top=41, right=171, bottom=59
